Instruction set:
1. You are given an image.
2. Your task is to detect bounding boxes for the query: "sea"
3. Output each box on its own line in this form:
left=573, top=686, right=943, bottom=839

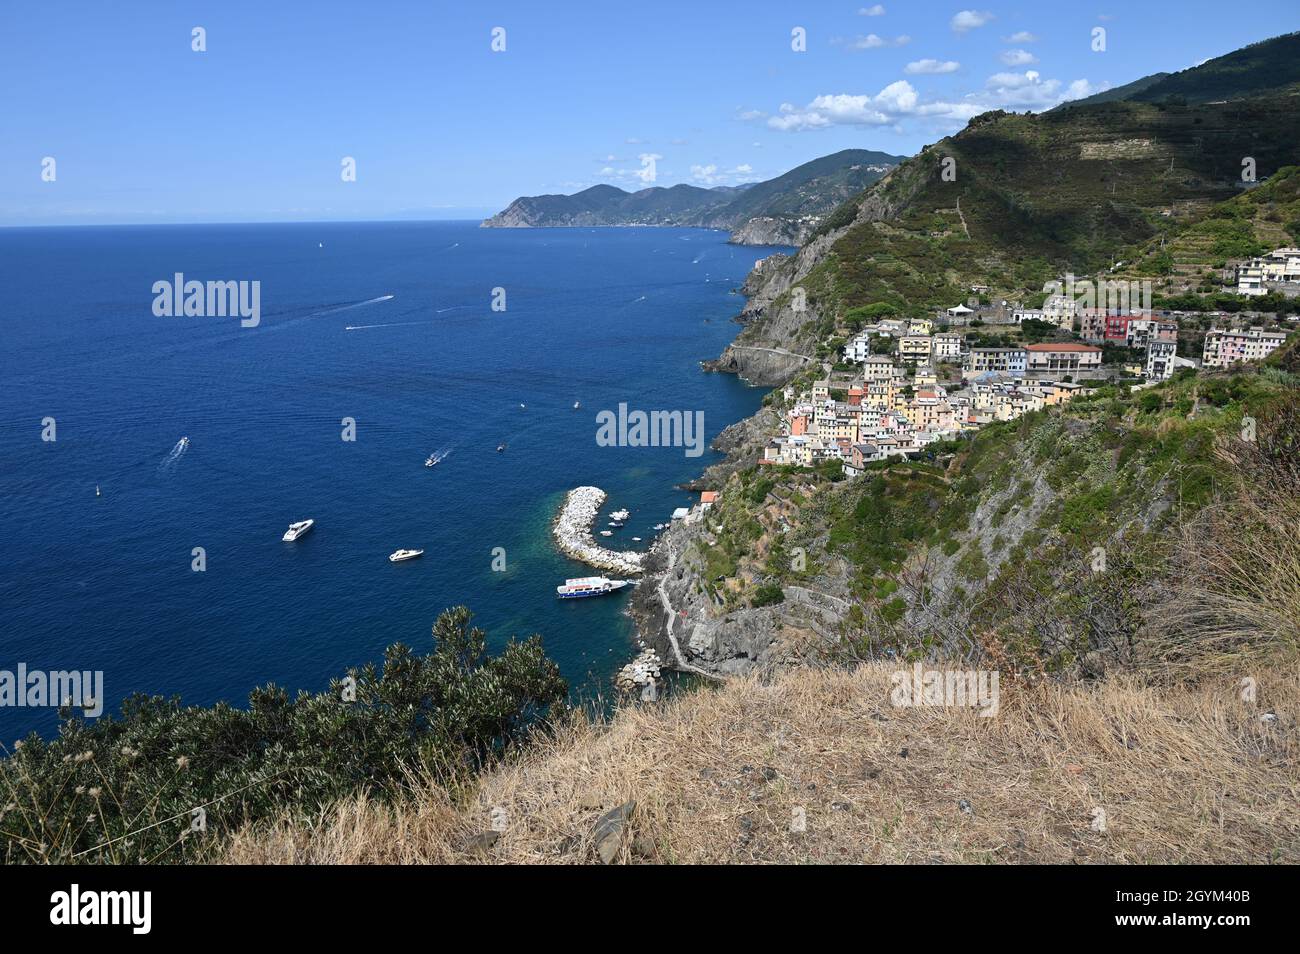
left=0, top=221, right=788, bottom=739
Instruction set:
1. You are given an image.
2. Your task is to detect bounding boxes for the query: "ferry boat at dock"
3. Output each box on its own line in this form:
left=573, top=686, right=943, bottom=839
left=556, top=577, right=631, bottom=599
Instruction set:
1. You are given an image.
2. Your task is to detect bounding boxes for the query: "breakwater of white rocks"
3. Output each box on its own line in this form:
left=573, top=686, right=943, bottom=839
left=552, top=486, right=646, bottom=576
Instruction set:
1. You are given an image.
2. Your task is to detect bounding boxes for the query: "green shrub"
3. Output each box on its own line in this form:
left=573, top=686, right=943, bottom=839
left=0, top=607, right=567, bottom=864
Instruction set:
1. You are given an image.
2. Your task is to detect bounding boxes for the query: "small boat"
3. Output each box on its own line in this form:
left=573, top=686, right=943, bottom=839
left=496, top=443, right=507, bottom=453
left=178, top=436, right=190, bottom=450
left=556, top=577, right=631, bottom=599
left=388, top=548, right=424, bottom=563
left=608, top=521, right=624, bottom=528
left=599, top=530, right=613, bottom=537
left=610, top=509, right=630, bottom=521
left=318, top=242, right=323, bottom=248
left=519, top=403, right=526, bottom=409
left=425, top=454, right=437, bottom=467
left=282, top=519, right=314, bottom=542
left=573, top=401, right=581, bottom=410
left=653, top=523, right=666, bottom=531
left=631, top=536, right=642, bottom=542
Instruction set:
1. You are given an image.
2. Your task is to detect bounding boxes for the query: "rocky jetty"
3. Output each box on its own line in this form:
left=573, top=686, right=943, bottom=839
left=552, top=487, right=645, bottom=576
left=615, top=649, right=662, bottom=693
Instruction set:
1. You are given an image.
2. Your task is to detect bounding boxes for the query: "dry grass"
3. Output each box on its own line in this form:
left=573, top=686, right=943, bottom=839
left=1142, top=440, right=1300, bottom=676
left=224, top=660, right=1299, bottom=864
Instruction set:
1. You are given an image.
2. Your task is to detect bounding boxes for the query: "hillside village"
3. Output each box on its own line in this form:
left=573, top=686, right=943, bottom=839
left=759, top=259, right=1294, bottom=475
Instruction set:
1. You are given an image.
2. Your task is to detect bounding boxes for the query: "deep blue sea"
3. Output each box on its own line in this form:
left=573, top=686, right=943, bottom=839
left=0, top=221, right=786, bottom=739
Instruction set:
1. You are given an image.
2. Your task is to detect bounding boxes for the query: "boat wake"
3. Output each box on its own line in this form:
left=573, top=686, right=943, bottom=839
left=157, top=436, right=190, bottom=473
left=345, top=320, right=431, bottom=331
left=316, top=294, right=394, bottom=318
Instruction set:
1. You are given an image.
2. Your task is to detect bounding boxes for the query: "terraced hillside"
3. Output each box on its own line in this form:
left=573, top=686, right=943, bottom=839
left=715, top=91, right=1300, bottom=384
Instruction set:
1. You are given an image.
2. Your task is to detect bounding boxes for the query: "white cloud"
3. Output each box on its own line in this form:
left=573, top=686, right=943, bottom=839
left=1005, top=30, right=1038, bottom=43
left=767, top=82, right=924, bottom=131
left=951, top=10, right=994, bottom=33
left=982, top=70, right=1105, bottom=108
left=690, top=162, right=759, bottom=186
left=905, top=58, right=961, bottom=74
left=858, top=4, right=886, bottom=15
left=1000, top=48, right=1038, bottom=66
left=736, top=108, right=767, bottom=121
left=843, top=33, right=911, bottom=50
left=762, top=71, right=1107, bottom=133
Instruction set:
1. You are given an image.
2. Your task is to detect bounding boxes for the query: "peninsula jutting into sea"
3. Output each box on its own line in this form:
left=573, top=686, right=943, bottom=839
left=2, top=2, right=1298, bottom=898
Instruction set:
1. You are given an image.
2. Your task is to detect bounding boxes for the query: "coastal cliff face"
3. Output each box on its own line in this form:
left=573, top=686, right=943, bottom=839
left=628, top=169, right=920, bottom=677
left=708, top=165, right=923, bottom=386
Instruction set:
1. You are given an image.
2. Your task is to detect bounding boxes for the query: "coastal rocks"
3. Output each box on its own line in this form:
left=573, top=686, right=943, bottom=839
left=552, top=486, right=644, bottom=576
left=592, top=800, right=637, bottom=865
left=461, top=830, right=500, bottom=856
left=615, top=649, right=662, bottom=694
left=728, top=216, right=805, bottom=247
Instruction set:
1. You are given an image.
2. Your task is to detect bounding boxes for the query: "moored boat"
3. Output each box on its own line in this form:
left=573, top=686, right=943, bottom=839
left=556, top=577, right=631, bottom=599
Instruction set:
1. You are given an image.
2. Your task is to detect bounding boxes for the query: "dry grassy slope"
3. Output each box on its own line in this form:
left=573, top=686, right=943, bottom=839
left=226, top=661, right=1299, bottom=864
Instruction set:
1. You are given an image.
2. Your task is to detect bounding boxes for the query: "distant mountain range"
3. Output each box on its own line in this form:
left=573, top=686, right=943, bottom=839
left=481, top=149, right=907, bottom=245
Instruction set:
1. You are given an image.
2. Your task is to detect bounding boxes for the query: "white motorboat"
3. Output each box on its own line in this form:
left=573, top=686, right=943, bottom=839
left=282, top=519, right=314, bottom=542
left=388, top=548, right=424, bottom=563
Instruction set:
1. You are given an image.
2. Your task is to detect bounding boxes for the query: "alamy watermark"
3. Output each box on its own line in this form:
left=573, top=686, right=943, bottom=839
left=596, top=403, right=705, bottom=458
left=152, top=273, right=261, bottom=328
left=1, top=664, right=104, bottom=717
left=890, top=662, right=999, bottom=717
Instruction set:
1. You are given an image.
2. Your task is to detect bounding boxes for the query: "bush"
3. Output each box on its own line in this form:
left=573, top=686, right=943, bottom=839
left=0, top=607, right=567, bottom=864
left=751, top=583, right=786, bottom=608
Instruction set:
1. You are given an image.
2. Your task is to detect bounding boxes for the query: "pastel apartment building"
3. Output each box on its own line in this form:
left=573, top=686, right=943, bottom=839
left=932, top=333, right=964, bottom=362
left=1236, top=248, right=1300, bottom=296
left=964, top=347, right=1027, bottom=380
left=899, top=335, right=933, bottom=362
left=1145, top=340, right=1178, bottom=380
left=1024, top=342, right=1102, bottom=375
left=1202, top=327, right=1288, bottom=367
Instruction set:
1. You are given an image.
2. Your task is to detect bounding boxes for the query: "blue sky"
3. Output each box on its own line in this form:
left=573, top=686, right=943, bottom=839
left=2, top=0, right=1296, bottom=226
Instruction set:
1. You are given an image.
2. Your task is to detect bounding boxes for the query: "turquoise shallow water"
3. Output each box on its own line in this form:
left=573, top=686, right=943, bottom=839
left=0, top=221, right=787, bottom=737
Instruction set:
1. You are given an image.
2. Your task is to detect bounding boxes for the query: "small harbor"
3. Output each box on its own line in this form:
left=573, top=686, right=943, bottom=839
left=552, top=486, right=646, bottom=576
